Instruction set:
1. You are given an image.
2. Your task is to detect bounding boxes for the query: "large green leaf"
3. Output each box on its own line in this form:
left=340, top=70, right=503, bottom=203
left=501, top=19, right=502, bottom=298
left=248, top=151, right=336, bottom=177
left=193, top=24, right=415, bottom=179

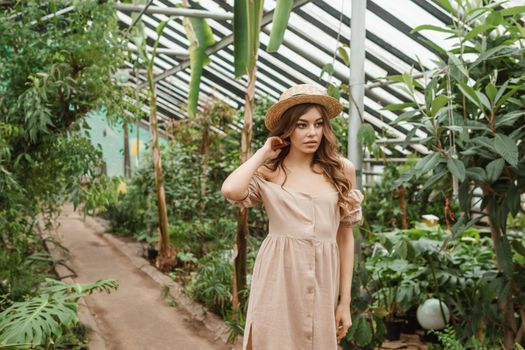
left=0, top=293, right=77, bottom=347
left=448, top=53, right=469, bottom=78
left=41, top=278, right=119, bottom=297
left=234, top=0, right=264, bottom=77
left=495, top=111, right=524, bottom=127
left=338, top=46, right=350, bottom=65
left=357, top=123, right=376, bottom=148
left=471, top=136, right=496, bottom=152
left=485, top=83, right=497, bottom=102
left=184, top=17, right=216, bottom=118
left=495, top=235, right=513, bottom=278
left=353, top=316, right=373, bottom=347
left=494, top=133, right=519, bottom=167
left=462, top=24, right=494, bottom=42
left=431, top=95, right=449, bottom=116
left=415, top=152, right=442, bottom=177
left=506, top=181, right=520, bottom=217
left=267, top=0, right=293, bottom=52
left=485, top=158, right=505, bottom=183
left=382, top=102, right=417, bottom=111
left=436, top=0, right=454, bottom=14
left=458, top=82, right=482, bottom=109
left=466, top=167, right=487, bottom=182
left=148, top=20, right=169, bottom=71
left=247, top=0, right=264, bottom=71
left=498, top=5, right=525, bottom=17
left=412, top=24, right=454, bottom=34
left=512, top=240, right=525, bottom=258
left=421, top=169, right=447, bottom=192
left=233, top=0, right=248, bottom=77
left=457, top=179, right=472, bottom=214
left=447, top=157, right=466, bottom=182
left=451, top=214, right=481, bottom=239
left=475, top=90, right=492, bottom=110
left=471, top=45, right=507, bottom=68
left=0, top=278, right=118, bottom=347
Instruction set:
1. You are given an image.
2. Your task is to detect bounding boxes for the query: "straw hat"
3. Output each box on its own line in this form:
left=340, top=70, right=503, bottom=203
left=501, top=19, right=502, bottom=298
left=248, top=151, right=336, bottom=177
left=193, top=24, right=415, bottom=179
left=264, top=83, right=342, bottom=132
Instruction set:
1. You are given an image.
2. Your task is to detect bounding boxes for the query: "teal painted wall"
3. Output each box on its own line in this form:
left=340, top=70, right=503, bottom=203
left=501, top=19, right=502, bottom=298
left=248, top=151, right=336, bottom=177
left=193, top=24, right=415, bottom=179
left=84, top=108, right=168, bottom=177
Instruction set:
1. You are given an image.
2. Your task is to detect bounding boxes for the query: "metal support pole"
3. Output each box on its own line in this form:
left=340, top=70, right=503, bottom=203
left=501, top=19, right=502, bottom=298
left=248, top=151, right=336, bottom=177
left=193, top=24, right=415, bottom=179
left=349, top=0, right=367, bottom=189
left=113, top=3, right=233, bottom=21
left=128, top=47, right=189, bottom=58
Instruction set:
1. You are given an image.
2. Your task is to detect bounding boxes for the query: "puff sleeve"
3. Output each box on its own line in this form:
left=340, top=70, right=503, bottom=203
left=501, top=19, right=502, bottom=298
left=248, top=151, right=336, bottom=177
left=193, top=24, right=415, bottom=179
left=225, top=174, right=263, bottom=209
left=339, top=189, right=365, bottom=227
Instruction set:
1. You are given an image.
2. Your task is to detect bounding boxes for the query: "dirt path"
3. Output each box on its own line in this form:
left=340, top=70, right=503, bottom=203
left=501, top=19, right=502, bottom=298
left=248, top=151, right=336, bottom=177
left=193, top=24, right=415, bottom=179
left=50, top=204, right=235, bottom=350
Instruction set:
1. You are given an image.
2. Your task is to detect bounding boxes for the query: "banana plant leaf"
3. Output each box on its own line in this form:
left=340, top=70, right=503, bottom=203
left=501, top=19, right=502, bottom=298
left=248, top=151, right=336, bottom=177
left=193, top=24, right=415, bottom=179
left=184, top=16, right=216, bottom=118
left=233, top=0, right=264, bottom=77
left=267, top=0, right=293, bottom=52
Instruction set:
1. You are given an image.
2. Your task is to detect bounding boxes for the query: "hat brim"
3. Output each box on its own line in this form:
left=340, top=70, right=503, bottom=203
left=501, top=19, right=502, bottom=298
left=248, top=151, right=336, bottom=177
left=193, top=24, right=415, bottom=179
left=265, top=95, right=342, bottom=131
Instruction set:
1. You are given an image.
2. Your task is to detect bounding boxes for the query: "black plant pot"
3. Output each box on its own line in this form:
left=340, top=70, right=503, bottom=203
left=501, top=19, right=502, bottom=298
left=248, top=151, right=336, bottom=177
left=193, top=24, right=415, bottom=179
left=421, top=329, right=440, bottom=343
left=147, top=246, right=158, bottom=261
left=399, top=317, right=418, bottom=334
left=384, top=319, right=403, bottom=340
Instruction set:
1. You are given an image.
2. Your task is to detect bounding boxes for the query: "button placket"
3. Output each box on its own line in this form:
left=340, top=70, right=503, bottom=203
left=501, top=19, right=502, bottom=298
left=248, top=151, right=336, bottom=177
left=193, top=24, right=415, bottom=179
left=303, top=241, right=316, bottom=349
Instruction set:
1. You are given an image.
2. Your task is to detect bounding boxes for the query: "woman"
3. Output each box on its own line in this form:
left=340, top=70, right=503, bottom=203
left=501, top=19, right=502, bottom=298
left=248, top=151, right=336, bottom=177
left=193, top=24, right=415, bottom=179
left=221, top=83, right=365, bottom=350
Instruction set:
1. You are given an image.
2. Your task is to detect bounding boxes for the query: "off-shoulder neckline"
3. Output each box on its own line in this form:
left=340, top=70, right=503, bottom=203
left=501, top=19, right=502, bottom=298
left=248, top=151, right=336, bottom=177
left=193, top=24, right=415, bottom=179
left=255, top=173, right=340, bottom=197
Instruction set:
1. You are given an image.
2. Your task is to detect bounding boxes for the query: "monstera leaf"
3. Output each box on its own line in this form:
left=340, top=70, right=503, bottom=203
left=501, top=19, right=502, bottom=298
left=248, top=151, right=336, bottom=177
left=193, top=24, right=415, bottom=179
left=0, top=293, right=78, bottom=347
left=0, top=278, right=118, bottom=348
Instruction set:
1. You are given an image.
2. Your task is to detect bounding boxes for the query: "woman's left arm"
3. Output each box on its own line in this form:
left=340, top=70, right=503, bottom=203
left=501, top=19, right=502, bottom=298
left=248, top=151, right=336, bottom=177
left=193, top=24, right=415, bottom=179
left=335, top=224, right=355, bottom=340
left=335, top=158, right=360, bottom=340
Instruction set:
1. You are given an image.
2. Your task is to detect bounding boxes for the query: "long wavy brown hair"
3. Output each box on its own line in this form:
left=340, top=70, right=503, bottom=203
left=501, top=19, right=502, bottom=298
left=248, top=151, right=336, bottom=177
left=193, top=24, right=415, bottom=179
left=259, top=103, right=358, bottom=218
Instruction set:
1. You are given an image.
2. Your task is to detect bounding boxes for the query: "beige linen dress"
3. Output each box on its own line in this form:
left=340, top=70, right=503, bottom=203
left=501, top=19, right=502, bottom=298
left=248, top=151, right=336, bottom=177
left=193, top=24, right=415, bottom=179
left=226, top=172, right=364, bottom=350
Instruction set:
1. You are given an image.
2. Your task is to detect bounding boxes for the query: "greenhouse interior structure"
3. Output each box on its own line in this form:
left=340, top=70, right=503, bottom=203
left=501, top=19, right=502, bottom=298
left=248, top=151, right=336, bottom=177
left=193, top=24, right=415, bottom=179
left=1, top=0, right=524, bottom=349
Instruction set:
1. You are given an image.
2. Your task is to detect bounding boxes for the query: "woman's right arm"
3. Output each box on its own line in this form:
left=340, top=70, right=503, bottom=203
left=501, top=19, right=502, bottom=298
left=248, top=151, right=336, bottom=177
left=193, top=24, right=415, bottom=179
left=221, top=136, right=288, bottom=201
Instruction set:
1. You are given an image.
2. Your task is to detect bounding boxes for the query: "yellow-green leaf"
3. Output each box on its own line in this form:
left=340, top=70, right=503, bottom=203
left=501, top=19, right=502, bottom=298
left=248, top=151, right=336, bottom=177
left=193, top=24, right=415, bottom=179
left=267, top=0, right=293, bottom=52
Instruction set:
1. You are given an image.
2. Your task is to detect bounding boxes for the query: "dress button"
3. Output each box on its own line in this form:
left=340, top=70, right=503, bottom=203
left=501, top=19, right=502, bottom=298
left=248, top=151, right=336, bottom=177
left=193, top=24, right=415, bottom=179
left=307, top=287, right=314, bottom=293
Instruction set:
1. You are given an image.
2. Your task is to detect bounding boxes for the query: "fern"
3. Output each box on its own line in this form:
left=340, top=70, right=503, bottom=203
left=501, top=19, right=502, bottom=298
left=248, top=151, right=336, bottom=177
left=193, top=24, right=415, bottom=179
left=0, top=278, right=118, bottom=348
left=429, top=325, right=464, bottom=350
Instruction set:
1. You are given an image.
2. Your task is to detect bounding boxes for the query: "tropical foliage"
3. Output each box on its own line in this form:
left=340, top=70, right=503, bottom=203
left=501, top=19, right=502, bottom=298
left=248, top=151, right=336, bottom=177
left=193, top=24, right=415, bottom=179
left=384, top=1, right=525, bottom=347
left=0, top=1, right=125, bottom=347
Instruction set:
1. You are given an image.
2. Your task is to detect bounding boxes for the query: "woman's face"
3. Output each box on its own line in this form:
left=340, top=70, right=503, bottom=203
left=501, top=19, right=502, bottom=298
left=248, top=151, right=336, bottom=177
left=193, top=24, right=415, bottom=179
left=289, top=106, right=324, bottom=154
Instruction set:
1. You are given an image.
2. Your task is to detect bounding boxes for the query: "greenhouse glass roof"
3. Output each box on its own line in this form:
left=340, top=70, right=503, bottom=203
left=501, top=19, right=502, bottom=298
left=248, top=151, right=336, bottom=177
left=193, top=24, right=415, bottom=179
left=116, top=0, right=523, bottom=156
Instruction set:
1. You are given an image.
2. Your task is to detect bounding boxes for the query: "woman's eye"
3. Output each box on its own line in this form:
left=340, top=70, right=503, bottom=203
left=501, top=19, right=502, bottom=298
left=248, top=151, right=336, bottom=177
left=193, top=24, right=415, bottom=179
left=296, top=122, right=322, bottom=128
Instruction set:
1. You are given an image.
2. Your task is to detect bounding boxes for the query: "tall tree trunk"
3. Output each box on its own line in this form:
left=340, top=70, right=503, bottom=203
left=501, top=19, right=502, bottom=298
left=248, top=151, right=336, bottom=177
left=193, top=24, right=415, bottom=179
left=485, top=199, right=517, bottom=349
left=148, top=77, right=174, bottom=271
left=233, top=65, right=258, bottom=313
left=123, top=121, right=131, bottom=178
left=200, top=125, right=209, bottom=213
left=136, top=122, right=140, bottom=164
left=398, top=185, right=407, bottom=229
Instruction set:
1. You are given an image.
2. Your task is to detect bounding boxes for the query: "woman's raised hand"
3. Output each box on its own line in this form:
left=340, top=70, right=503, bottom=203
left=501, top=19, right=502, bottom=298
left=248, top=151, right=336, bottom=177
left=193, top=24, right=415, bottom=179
left=261, top=136, right=289, bottom=160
